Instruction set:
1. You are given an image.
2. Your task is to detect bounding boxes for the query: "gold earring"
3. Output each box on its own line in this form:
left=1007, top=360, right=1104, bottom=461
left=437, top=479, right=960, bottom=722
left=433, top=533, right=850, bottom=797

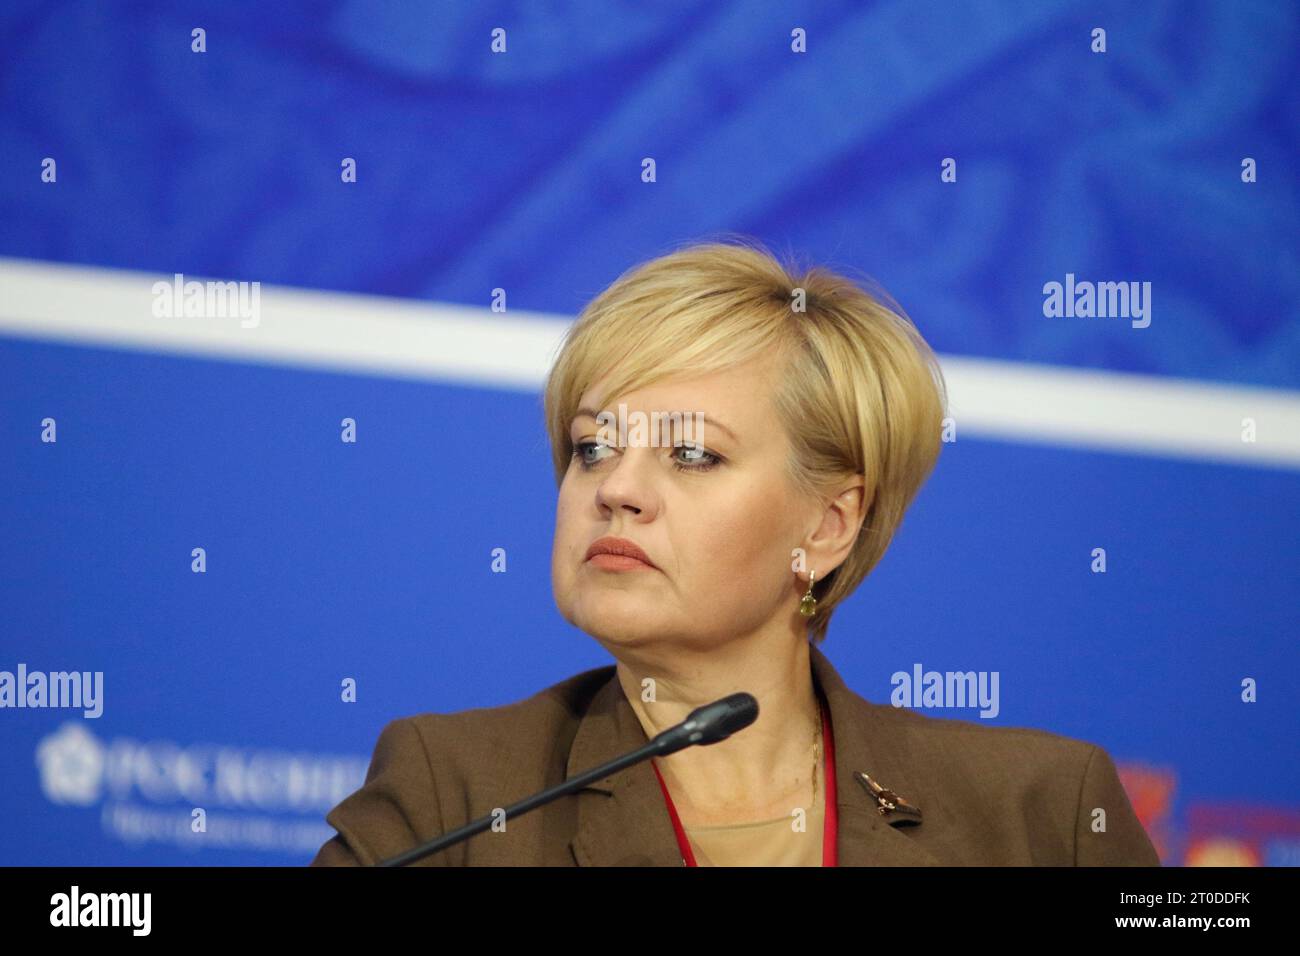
left=799, top=569, right=818, bottom=618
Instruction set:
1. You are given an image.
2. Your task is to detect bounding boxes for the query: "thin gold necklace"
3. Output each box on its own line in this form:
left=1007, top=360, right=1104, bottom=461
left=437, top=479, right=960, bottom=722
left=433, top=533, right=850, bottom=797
left=811, top=707, right=823, bottom=807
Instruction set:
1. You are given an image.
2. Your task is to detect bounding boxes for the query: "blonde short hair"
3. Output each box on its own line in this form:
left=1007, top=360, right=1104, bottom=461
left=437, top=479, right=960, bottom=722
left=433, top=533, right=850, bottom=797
left=543, top=235, right=947, bottom=644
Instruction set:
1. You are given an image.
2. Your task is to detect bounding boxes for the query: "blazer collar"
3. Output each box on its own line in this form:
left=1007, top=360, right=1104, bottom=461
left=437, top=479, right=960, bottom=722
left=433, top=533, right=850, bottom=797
left=566, top=643, right=940, bottom=866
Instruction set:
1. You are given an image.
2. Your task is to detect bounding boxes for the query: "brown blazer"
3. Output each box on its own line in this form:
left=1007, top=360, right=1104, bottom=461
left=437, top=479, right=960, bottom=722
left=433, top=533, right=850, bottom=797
left=310, top=644, right=1160, bottom=866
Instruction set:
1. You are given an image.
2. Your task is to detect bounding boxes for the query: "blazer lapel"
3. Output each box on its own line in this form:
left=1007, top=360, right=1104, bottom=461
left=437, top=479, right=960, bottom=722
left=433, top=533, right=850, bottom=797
left=567, top=673, right=686, bottom=866
left=567, top=644, right=942, bottom=866
left=809, top=644, right=942, bottom=866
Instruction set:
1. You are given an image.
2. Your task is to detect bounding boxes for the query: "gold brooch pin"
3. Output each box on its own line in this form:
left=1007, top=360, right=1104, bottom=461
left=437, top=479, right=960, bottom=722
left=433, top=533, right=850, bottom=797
left=854, top=771, right=922, bottom=821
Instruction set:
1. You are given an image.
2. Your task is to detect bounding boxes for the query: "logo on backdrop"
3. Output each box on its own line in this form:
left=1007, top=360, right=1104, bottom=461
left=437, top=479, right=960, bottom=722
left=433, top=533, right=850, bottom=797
left=34, top=722, right=367, bottom=857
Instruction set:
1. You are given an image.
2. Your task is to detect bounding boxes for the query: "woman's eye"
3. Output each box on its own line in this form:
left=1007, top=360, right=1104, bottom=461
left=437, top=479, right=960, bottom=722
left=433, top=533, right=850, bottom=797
left=574, top=440, right=614, bottom=467
left=572, top=440, right=722, bottom=472
left=673, top=443, right=721, bottom=471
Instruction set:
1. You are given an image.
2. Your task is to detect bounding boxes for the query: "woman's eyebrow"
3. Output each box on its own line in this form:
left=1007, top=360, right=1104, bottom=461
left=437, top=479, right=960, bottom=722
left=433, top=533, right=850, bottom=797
left=572, top=407, right=738, bottom=442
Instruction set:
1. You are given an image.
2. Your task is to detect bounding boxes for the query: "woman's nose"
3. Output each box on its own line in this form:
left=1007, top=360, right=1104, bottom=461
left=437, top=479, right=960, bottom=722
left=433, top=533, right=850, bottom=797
left=594, top=449, right=658, bottom=513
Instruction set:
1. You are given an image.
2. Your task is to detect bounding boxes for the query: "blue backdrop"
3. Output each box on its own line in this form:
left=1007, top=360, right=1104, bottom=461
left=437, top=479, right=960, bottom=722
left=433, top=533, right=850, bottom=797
left=0, top=0, right=1296, bottom=866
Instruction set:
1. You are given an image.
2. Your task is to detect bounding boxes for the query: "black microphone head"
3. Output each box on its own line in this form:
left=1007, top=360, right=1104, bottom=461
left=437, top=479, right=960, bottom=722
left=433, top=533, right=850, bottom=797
left=651, top=692, right=758, bottom=755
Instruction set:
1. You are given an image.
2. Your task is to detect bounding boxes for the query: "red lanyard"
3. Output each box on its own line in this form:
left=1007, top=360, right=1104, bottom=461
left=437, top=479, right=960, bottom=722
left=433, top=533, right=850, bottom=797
left=652, top=694, right=838, bottom=866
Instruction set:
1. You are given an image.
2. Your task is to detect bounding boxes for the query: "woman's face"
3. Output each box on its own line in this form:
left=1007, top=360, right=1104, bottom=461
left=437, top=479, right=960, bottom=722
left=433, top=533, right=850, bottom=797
left=551, top=352, right=820, bottom=653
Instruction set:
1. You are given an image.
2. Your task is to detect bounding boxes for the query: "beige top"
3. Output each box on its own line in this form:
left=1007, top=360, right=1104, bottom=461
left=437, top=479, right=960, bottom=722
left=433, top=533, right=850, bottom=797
left=683, top=798, right=825, bottom=866
left=672, top=696, right=831, bottom=867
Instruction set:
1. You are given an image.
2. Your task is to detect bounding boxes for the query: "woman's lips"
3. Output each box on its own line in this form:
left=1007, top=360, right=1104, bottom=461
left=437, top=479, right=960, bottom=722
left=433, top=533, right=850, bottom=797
left=584, top=535, right=658, bottom=569
left=587, top=553, right=656, bottom=571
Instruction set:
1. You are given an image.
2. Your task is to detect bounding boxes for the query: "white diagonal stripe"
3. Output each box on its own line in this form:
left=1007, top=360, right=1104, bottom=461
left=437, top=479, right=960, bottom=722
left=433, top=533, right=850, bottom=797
left=2, top=256, right=1297, bottom=469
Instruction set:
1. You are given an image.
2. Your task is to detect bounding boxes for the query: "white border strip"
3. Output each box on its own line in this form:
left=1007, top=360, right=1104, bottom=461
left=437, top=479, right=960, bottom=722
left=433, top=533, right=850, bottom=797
left=2, top=256, right=1298, bottom=469
left=0, top=257, right=568, bottom=391
left=940, top=356, right=1300, bottom=469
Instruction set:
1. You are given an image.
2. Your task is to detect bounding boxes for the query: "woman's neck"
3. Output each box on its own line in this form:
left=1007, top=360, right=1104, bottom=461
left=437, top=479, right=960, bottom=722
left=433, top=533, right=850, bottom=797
left=613, top=636, right=823, bottom=826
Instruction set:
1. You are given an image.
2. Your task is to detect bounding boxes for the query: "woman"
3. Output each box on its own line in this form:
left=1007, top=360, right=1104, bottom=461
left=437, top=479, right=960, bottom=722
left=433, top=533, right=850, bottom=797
left=310, top=238, right=1160, bottom=867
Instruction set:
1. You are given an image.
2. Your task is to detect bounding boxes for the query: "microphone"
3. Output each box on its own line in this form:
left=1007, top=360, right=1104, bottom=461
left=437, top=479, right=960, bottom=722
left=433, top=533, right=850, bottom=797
left=647, top=692, right=759, bottom=755
left=375, top=691, right=758, bottom=867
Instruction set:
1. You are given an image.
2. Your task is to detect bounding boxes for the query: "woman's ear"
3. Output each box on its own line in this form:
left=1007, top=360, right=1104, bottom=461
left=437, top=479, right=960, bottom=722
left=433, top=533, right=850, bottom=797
left=805, top=476, right=867, bottom=568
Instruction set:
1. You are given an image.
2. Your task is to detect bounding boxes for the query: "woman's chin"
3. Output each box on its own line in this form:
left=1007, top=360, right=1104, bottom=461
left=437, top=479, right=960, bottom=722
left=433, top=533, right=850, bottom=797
left=573, top=598, right=665, bottom=646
